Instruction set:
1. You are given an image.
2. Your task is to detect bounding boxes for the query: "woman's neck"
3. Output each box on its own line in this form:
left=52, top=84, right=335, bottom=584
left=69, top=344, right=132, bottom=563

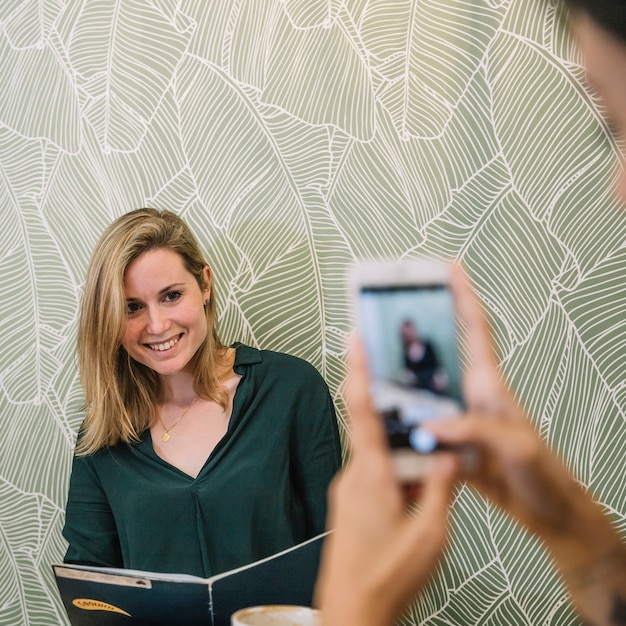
left=158, top=346, right=236, bottom=405
left=159, top=371, right=196, bottom=406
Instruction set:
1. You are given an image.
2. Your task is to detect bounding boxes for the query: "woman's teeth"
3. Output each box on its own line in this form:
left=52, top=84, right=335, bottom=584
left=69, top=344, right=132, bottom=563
left=148, top=336, right=180, bottom=351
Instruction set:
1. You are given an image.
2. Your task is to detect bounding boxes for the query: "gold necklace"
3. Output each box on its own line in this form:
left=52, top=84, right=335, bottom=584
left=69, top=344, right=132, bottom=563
left=159, top=396, right=198, bottom=442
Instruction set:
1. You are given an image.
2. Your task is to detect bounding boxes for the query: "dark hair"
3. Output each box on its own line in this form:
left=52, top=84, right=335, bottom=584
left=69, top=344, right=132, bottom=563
left=564, top=0, right=626, bottom=45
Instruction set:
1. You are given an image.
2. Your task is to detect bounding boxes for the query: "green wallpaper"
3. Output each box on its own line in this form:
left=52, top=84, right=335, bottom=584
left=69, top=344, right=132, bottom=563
left=1, top=1, right=625, bottom=624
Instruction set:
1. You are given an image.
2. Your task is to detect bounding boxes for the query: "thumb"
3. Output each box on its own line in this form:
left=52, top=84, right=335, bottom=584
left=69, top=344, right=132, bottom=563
left=403, top=453, right=459, bottom=553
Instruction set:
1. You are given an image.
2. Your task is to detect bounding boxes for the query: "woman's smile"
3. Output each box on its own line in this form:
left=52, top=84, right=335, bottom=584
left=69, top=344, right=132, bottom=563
left=146, top=333, right=183, bottom=352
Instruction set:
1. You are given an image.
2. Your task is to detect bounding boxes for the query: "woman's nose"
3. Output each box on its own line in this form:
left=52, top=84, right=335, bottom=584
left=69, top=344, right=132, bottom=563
left=146, top=306, right=169, bottom=334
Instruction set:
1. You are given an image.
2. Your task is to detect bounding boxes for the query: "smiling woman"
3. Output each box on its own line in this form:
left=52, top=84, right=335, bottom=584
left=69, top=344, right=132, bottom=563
left=62, top=208, right=342, bottom=578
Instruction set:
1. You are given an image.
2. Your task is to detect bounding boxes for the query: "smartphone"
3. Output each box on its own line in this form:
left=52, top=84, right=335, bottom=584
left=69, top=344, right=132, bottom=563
left=350, top=258, right=465, bottom=481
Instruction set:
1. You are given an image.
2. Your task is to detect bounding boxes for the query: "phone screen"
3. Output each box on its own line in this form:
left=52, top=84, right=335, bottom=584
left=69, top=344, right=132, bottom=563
left=357, top=281, right=463, bottom=454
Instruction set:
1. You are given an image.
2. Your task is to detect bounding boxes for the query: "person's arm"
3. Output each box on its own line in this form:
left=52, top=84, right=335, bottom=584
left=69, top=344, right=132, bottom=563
left=314, top=338, right=458, bottom=626
left=291, top=362, right=343, bottom=537
left=63, top=451, right=123, bottom=567
left=427, top=265, right=626, bottom=626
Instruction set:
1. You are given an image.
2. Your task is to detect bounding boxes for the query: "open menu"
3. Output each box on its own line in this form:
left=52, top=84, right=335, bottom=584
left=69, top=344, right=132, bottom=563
left=53, top=532, right=328, bottom=625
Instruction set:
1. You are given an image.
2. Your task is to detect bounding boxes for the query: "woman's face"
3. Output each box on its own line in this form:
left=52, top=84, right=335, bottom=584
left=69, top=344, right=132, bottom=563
left=401, top=321, right=418, bottom=342
left=575, top=13, right=626, bottom=204
left=121, top=248, right=211, bottom=380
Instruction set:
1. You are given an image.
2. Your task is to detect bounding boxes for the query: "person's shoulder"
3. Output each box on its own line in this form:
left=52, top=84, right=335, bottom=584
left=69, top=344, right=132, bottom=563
left=261, top=350, right=332, bottom=400
left=263, top=348, right=318, bottom=368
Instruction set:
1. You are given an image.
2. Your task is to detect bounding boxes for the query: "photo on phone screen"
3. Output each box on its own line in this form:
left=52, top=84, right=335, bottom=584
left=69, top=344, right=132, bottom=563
left=353, top=261, right=463, bottom=463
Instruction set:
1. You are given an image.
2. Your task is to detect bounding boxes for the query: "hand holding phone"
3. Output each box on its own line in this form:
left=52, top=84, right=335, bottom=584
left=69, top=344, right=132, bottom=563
left=350, top=258, right=465, bottom=481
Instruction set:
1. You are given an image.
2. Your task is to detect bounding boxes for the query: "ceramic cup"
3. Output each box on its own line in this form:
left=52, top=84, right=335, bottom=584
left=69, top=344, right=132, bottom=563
left=231, top=605, right=322, bottom=626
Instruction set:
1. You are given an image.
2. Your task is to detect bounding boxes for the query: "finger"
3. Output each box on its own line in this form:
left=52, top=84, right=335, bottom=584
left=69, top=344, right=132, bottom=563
left=345, top=334, right=389, bottom=453
left=427, top=415, right=498, bottom=449
left=400, top=453, right=458, bottom=558
left=420, top=453, right=459, bottom=516
left=451, top=264, right=511, bottom=415
left=451, top=263, right=500, bottom=378
left=426, top=415, right=539, bottom=476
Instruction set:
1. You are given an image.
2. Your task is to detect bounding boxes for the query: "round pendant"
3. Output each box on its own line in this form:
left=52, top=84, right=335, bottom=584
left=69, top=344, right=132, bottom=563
left=162, top=432, right=170, bottom=442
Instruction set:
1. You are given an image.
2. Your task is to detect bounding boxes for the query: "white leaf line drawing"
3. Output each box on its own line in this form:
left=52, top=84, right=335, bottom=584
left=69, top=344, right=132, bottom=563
left=1, top=1, right=624, bottom=624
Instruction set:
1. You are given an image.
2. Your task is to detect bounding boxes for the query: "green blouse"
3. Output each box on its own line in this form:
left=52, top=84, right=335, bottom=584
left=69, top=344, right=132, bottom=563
left=63, top=344, right=342, bottom=577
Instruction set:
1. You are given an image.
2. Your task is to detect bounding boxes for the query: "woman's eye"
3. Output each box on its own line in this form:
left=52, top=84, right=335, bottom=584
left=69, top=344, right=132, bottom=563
left=164, top=290, right=182, bottom=303
left=126, top=302, right=141, bottom=314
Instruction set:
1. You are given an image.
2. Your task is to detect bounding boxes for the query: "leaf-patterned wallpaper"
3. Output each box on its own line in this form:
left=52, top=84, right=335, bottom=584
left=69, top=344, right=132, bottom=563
left=1, top=1, right=624, bottom=624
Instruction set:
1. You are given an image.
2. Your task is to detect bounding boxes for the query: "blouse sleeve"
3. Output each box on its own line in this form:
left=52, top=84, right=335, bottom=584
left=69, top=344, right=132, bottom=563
left=62, top=451, right=124, bottom=567
left=290, top=364, right=343, bottom=537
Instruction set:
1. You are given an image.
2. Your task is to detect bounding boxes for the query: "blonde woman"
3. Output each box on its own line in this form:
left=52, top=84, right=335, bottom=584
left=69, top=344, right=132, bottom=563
left=63, top=208, right=342, bottom=577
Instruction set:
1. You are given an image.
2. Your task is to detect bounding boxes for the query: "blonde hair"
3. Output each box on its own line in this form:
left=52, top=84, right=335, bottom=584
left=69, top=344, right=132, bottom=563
left=76, top=208, right=228, bottom=455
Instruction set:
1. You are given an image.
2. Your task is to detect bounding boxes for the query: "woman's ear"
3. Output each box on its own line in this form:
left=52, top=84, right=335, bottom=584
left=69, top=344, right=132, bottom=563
left=202, top=265, right=212, bottom=303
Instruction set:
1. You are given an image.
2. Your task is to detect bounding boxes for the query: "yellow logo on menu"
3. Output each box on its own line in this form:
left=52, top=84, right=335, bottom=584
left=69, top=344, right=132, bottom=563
left=72, top=598, right=131, bottom=616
